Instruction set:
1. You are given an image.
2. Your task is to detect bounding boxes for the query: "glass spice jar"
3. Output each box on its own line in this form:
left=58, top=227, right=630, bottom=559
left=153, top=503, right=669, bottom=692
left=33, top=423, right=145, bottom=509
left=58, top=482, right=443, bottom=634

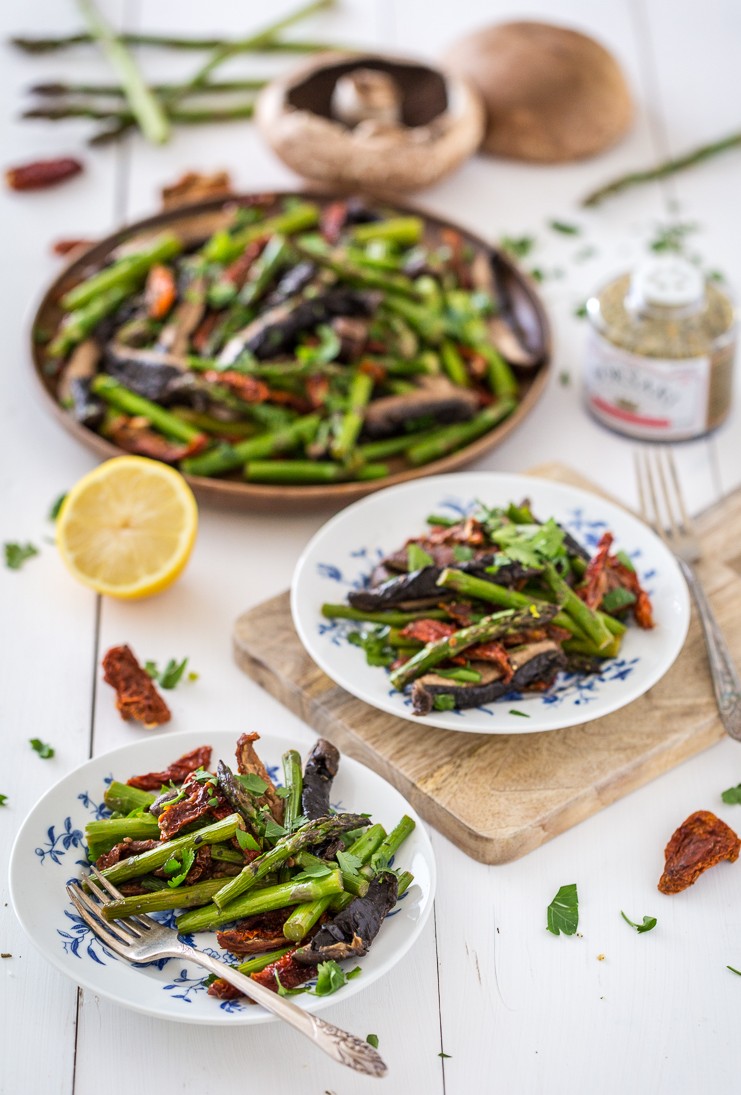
left=583, top=255, right=736, bottom=440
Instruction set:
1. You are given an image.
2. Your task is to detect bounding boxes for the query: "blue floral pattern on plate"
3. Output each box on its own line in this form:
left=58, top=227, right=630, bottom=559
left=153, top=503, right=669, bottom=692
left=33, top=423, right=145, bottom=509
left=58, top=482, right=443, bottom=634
left=314, top=495, right=651, bottom=712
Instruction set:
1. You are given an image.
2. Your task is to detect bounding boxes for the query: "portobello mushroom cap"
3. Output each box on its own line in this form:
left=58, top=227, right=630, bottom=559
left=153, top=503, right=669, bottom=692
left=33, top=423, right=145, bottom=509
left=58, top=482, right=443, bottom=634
left=294, top=873, right=398, bottom=964
left=301, top=738, right=341, bottom=821
left=255, top=52, right=485, bottom=192
left=349, top=557, right=538, bottom=611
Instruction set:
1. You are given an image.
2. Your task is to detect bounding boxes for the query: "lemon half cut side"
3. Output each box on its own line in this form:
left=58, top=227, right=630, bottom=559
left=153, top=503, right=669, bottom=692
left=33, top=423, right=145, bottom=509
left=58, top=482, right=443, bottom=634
left=56, top=456, right=198, bottom=599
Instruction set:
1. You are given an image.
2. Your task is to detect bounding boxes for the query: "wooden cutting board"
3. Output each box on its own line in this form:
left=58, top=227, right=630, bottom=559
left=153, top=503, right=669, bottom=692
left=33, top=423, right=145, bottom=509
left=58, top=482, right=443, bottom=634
left=233, top=463, right=741, bottom=864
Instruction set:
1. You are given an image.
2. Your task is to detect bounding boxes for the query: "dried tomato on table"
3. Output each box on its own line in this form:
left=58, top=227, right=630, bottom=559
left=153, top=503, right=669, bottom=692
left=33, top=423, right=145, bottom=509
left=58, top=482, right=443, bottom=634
left=658, top=810, right=740, bottom=894
left=127, top=745, right=212, bottom=791
left=6, top=156, right=83, bottom=191
left=101, top=644, right=171, bottom=729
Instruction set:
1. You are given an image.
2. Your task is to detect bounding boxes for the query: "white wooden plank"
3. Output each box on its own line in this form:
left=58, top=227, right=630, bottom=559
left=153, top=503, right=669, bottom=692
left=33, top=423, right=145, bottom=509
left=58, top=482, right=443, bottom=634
left=0, top=2, right=127, bottom=1091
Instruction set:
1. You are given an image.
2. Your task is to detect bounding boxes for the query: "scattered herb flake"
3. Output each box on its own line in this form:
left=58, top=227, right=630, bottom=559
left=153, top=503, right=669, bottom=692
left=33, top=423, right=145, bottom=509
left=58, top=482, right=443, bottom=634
left=336, top=850, right=363, bottom=876
left=144, top=660, right=159, bottom=679
left=574, top=245, right=597, bottom=262
left=452, top=544, right=475, bottom=563
left=366, top=1034, right=379, bottom=1049
left=549, top=219, right=581, bottom=236
left=29, top=738, right=54, bottom=759
left=620, top=910, right=657, bottom=934
left=573, top=301, right=588, bottom=319
left=295, top=860, right=333, bottom=880
left=438, top=1052, right=452, bottom=1059
left=262, top=812, right=288, bottom=844
left=237, top=773, right=269, bottom=796
left=558, top=371, right=571, bottom=387
left=0, top=794, right=7, bottom=807
left=4, top=542, right=39, bottom=570
left=347, top=628, right=395, bottom=668
left=721, top=783, right=741, bottom=805
left=529, top=267, right=545, bottom=283
left=499, top=235, right=536, bottom=260
left=407, top=543, right=434, bottom=570
left=546, top=883, right=579, bottom=936
left=615, top=549, right=635, bottom=572
left=187, top=671, right=199, bottom=682
left=235, top=828, right=260, bottom=853
left=649, top=221, right=698, bottom=255
left=274, top=786, right=290, bottom=799
left=432, top=693, right=456, bottom=712
left=165, top=847, right=195, bottom=888
left=48, top=493, right=67, bottom=521
left=159, top=657, right=189, bottom=689
left=207, top=796, right=219, bottom=807
left=276, top=960, right=361, bottom=997
left=727, top=965, right=741, bottom=976
left=601, top=587, right=636, bottom=614
left=508, top=709, right=530, bottom=718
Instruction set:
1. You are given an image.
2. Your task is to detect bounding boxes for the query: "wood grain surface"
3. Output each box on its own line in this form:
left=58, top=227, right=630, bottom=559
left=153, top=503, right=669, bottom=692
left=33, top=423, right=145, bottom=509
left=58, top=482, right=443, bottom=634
left=233, top=463, right=736, bottom=864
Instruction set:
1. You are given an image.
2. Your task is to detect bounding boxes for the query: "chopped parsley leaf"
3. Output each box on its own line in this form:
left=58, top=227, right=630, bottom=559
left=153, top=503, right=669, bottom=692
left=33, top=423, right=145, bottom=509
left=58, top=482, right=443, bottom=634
left=164, top=847, right=195, bottom=887
left=548, top=219, right=581, bottom=236
left=336, top=850, right=363, bottom=877
left=235, top=828, right=260, bottom=853
left=0, top=794, right=7, bottom=807
left=438, top=1052, right=452, bottom=1059
left=601, top=587, right=636, bottom=614
left=159, top=657, right=190, bottom=689
left=508, top=709, right=530, bottom=718
left=407, top=542, right=434, bottom=571
left=620, top=910, right=657, bottom=934
left=29, top=738, right=54, bottom=759
left=727, top=966, right=741, bottom=976
left=721, top=783, right=741, bottom=805
left=237, top=772, right=269, bottom=796
left=4, top=542, right=39, bottom=570
left=276, top=960, right=361, bottom=998
left=348, top=628, right=395, bottom=668
left=452, top=544, right=475, bottom=562
left=432, top=693, right=456, bottom=712
left=366, top=1034, right=379, bottom=1049
left=573, top=302, right=588, bottom=319
left=48, top=493, right=67, bottom=521
left=499, top=235, right=536, bottom=260
left=546, top=883, right=579, bottom=936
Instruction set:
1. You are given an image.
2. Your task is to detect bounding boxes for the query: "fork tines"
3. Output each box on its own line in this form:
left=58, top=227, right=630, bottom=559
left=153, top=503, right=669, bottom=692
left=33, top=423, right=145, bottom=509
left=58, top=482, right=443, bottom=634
left=634, top=446, right=695, bottom=543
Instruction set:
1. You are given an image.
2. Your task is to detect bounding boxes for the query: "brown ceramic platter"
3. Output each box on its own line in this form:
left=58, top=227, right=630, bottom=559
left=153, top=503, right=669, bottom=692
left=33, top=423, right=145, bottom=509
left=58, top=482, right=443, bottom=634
left=31, top=191, right=551, bottom=511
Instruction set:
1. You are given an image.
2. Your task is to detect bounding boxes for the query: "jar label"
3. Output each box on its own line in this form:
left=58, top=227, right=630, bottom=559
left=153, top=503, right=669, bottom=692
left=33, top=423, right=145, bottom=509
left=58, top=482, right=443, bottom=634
left=584, top=332, right=710, bottom=440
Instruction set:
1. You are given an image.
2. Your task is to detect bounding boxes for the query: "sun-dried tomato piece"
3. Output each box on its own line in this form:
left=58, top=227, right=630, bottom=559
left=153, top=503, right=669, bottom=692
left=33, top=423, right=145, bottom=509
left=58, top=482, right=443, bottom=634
left=156, top=770, right=231, bottom=840
left=95, top=838, right=159, bottom=871
left=52, top=238, right=93, bottom=256
left=251, top=951, right=315, bottom=994
left=127, top=745, right=213, bottom=791
left=145, top=264, right=177, bottom=319
left=217, top=910, right=292, bottom=956
left=203, top=370, right=269, bottom=404
left=207, top=977, right=249, bottom=1001
left=464, top=640, right=513, bottom=681
left=102, top=645, right=171, bottom=729
left=320, top=200, right=348, bottom=244
left=6, top=157, right=83, bottom=191
left=578, top=531, right=613, bottom=610
left=107, top=418, right=207, bottom=463
left=160, top=170, right=234, bottom=210
left=399, top=619, right=457, bottom=644
left=658, top=810, right=741, bottom=894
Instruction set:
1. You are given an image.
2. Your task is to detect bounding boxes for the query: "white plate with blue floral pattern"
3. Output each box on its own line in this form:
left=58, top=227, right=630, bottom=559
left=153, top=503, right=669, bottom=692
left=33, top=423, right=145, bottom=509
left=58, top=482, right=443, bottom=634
left=9, top=729, right=436, bottom=1025
left=291, top=472, right=690, bottom=734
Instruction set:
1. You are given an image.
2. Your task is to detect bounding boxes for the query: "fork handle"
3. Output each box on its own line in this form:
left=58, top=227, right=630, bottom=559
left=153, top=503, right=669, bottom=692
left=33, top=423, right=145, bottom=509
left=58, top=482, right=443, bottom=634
left=679, top=559, right=741, bottom=741
left=175, top=945, right=387, bottom=1077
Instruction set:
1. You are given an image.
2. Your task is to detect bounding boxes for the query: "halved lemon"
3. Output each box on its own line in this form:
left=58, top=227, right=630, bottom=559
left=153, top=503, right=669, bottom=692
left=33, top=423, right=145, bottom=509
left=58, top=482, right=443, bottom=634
left=56, top=456, right=198, bottom=598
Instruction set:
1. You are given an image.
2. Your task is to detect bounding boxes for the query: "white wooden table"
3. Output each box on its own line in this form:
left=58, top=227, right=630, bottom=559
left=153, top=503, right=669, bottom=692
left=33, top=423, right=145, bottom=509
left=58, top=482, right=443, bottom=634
left=2, top=2, right=741, bottom=1092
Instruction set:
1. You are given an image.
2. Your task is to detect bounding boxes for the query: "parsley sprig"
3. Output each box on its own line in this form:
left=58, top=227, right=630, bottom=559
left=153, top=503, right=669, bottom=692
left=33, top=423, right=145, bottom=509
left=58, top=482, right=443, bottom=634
left=621, top=911, right=657, bottom=934
left=546, top=883, right=579, bottom=936
left=4, top=542, right=39, bottom=570
left=29, top=738, right=54, bottom=759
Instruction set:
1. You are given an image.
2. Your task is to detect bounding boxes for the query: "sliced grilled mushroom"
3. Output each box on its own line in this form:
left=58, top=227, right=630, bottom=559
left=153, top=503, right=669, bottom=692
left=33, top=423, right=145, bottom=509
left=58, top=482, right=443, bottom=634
left=58, top=338, right=100, bottom=404
left=301, top=739, right=340, bottom=821
left=103, top=346, right=194, bottom=403
left=349, top=557, right=537, bottom=611
left=362, top=375, right=479, bottom=438
left=411, top=639, right=567, bottom=714
left=294, top=873, right=398, bottom=964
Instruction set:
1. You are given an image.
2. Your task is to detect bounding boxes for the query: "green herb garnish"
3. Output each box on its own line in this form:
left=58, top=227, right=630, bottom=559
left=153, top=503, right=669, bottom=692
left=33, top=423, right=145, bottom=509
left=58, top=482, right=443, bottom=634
left=48, top=493, right=67, bottom=521
left=164, top=847, right=195, bottom=887
left=29, top=738, right=54, bottom=759
left=435, top=666, right=482, bottom=683
left=144, top=657, right=192, bottom=689
left=549, top=220, right=581, bottom=236
left=558, top=371, right=571, bottom=387
left=367, top=1034, right=379, bottom=1049
left=432, top=693, right=456, bottom=712
left=276, top=960, right=361, bottom=997
left=573, top=301, right=588, bottom=319
left=620, top=911, right=657, bottom=934
left=438, top=1052, right=452, bottom=1059
left=336, top=850, right=363, bottom=876
left=508, top=709, right=530, bottom=718
left=407, top=543, right=434, bottom=570
left=347, top=628, right=395, bottom=668
left=452, top=544, right=475, bottom=562
left=499, top=235, right=535, bottom=259
left=601, top=588, right=636, bottom=614
left=721, top=784, right=741, bottom=805
left=727, top=966, right=741, bottom=976
left=235, top=828, right=260, bottom=853
left=615, top=549, right=635, bottom=572
left=0, top=794, right=7, bottom=807
left=237, top=773, right=269, bottom=796
left=4, top=542, right=39, bottom=570
left=546, top=883, right=579, bottom=936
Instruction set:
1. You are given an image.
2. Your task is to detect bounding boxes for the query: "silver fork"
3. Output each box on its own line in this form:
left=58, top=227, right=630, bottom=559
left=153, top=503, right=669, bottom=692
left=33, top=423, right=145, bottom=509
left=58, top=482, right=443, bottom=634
left=635, top=447, right=741, bottom=741
left=67, top=865, right=387, bottom=1078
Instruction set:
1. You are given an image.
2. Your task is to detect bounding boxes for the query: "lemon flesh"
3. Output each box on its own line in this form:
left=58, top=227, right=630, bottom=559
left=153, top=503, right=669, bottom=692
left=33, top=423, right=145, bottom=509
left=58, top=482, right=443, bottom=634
left=56, top=456, right=198, bottom=598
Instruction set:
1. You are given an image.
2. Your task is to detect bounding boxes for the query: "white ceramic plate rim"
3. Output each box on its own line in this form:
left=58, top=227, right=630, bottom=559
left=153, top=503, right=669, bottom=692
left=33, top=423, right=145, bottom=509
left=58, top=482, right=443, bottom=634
left=291, top=472, right=690, bottom=734
left=9, top=728, right=436, bottom=1026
